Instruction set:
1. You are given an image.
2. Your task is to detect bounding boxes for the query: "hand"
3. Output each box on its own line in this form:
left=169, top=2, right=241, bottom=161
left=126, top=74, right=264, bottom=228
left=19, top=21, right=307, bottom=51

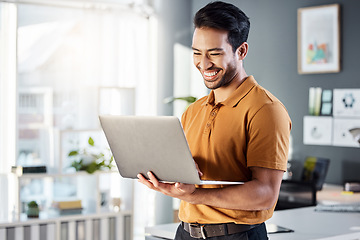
left=194, top=161, right=203, bottom=177
left=137, top=171, right=197, bottom=201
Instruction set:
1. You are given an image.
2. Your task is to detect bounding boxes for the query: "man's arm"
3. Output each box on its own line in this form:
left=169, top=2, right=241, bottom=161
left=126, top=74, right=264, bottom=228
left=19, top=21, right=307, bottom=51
left=137, top=166, right=284, bottom=211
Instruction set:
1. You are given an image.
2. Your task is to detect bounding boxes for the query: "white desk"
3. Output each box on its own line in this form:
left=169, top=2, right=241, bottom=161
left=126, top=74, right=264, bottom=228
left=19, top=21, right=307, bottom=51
left=145, top=207, right=360, bottom=240
left=266, top=207, right=360, bottom=240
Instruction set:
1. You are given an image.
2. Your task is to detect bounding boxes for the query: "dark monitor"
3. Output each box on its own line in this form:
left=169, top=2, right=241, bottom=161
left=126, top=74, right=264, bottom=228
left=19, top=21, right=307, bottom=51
left=301, top=157, right=330, bottom=191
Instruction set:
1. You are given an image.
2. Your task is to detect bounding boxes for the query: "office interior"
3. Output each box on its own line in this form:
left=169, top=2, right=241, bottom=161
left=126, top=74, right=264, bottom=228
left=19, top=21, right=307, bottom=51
left=0, top=0, right=359, bottom=239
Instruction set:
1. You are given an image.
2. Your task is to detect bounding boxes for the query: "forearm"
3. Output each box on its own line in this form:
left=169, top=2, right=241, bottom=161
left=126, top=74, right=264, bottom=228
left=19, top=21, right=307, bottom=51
left=183, top=180, right=278, bottom=211
left=138, top=167, right=284, bottom=211
left=182, top=167, right=284, bottom=211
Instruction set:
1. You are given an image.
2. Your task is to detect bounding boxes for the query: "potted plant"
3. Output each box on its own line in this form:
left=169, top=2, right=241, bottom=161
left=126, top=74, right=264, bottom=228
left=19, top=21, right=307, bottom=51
left=27, top=201, right=39, bottom=218
left=68, top=137, right=114, bottom=174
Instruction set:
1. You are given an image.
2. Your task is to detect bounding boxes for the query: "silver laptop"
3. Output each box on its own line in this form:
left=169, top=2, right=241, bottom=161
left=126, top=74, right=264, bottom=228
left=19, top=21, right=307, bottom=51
left=99, top=115, right=243, bottom=185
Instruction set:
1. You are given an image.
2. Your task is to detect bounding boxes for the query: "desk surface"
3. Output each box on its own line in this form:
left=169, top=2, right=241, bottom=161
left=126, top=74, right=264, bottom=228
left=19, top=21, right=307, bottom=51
left=146, top=207, right=360, bottom=240
left=267, top=207, right=360, bottom=240
left=317, top=184, right=360, bottom=204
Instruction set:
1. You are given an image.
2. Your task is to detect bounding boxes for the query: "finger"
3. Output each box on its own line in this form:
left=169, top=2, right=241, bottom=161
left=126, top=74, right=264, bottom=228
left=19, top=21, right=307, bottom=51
left=175, top=182, right=196, bottom=195
left=175, top=182, right=184, bottom=191
left=195, top=162, right=203, bottom=176
left=137, top=173, right=147, bottom=181
left=175, top=182, right=189, bottom=192
left=147, top=171, right=161, bottom=187
left=137, top=174, right=156, bottom=189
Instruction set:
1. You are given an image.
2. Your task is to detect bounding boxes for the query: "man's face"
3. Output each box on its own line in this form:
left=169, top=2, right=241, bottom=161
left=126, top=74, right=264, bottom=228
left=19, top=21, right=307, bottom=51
left=192, top=27, right=238, bottom=90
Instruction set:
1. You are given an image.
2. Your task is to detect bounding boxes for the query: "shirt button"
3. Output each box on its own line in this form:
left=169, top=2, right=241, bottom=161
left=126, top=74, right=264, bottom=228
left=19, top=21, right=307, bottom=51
left=211, top=112, right=216, bottom=116
left=206, top=123, right=211, bottom=127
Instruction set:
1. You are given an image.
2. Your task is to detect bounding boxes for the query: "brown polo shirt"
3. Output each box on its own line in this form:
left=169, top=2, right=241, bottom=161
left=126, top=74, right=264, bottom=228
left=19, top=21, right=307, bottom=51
left=179, top=75, right=292, bottom=224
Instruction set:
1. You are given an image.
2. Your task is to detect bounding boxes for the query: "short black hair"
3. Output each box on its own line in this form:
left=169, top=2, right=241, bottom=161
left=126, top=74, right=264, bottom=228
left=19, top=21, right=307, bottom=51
left=194, top=1, right=250, bottom=52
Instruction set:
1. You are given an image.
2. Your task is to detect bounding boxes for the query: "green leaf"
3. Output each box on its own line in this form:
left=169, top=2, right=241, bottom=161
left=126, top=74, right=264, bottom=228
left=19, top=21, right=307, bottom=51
left=86, top=161, right=99, bottom=174
left=68, top=150, right=79, bottom=156
left=173, top=96, right=197, bottom=103
left=71, top=160, right=83, bottom=171
left=88, top=137, right=95, bottom=146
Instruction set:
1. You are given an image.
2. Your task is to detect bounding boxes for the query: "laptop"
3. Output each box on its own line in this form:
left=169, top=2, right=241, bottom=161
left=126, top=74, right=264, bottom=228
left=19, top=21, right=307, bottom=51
left=99, top=115, right=243, bottom=185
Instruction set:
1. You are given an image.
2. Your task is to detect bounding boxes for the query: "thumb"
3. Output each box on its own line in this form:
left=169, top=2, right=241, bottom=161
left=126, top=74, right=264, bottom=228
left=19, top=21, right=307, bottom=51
left=175, top=182, right=196, bottom=195
left=175, top=182, right=191, bottom=193
left=175, top=182, right=184, bottom=191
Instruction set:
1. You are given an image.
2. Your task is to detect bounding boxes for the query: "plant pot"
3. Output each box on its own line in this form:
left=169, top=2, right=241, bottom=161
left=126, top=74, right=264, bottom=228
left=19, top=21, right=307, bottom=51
left=27, top=207, right=39, bottom=218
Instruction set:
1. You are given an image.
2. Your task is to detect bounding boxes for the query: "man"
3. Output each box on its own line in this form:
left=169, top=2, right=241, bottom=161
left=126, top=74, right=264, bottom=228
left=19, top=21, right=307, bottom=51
left=138, top=1, right=291, bottom=239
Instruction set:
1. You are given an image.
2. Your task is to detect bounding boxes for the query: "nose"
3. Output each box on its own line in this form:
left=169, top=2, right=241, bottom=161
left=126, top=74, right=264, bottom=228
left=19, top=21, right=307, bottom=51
left=197, top=55, right=213, bottom=70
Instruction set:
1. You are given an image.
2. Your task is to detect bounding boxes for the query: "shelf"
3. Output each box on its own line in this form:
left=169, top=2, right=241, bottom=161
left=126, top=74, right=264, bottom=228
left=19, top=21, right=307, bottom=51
left=14, top=169, right=119, bottom=179
left=11, top=169, right=132, bottom=224
left=0, top=210, right=133, bottom=240
left=0, top=210, right=131, bottom=227
left=2, top=169, right=134, bottom=240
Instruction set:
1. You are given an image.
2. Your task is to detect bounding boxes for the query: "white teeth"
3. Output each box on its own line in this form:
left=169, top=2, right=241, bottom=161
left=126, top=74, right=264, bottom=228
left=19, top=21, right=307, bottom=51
left=204, top=71, right=218, bottom=77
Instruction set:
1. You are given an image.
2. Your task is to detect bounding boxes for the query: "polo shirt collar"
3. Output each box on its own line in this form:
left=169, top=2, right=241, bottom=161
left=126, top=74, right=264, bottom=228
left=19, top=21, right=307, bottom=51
left=204, top=75, right=257, bottom=107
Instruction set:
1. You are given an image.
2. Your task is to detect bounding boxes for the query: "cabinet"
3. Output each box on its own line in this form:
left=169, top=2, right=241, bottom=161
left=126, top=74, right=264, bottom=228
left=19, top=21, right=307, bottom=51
left=4, top=170, right=134, bottom=240
left=0, top=210, right=133, bottom=240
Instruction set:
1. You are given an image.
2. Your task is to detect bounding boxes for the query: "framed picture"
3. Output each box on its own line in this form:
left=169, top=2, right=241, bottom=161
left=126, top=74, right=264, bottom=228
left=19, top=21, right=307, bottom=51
left=298, top=4, right=340, bottom=74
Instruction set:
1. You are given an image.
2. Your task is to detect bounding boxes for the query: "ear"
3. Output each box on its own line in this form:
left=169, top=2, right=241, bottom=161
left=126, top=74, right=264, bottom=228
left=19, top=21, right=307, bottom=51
left=236, top=42, right=248, bottom=60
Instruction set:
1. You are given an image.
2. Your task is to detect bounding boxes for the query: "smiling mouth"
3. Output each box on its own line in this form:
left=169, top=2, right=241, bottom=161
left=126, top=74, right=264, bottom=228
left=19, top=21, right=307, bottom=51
left=203, top=70, right=220, bottom=81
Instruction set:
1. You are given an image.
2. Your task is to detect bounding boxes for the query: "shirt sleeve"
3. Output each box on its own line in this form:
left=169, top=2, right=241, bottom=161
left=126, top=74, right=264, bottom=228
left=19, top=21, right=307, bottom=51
left=246, top=101, right=292, bottom=171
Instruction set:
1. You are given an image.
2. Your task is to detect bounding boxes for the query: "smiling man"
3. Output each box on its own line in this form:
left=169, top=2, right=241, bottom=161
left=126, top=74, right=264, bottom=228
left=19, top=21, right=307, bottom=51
left=138, top=2, right=292, bottom=239
left=192, top=29, right=242, bottom=91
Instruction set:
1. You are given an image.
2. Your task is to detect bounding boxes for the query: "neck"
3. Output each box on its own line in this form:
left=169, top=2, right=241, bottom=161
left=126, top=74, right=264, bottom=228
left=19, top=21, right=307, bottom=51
left=213, top=69, right=248, bottom=104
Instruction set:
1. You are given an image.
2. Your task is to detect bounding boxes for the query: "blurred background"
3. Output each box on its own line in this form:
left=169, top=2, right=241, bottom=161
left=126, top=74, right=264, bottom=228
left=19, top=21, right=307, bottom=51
left=1, top=0, right=360, bottom=239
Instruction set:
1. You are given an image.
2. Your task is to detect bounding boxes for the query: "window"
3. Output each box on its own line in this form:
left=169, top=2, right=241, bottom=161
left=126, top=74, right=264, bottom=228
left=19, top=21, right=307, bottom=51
left=0, top=1, right=158, bottom=238
left=1, top=1, right=157, bottom=171
left=15, top=3, right=157, bottom=170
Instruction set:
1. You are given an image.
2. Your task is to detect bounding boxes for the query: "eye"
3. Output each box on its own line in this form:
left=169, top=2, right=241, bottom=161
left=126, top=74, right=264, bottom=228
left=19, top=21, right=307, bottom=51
left=193, top=52, right=201, bottom=56
left=210, top=53, right=221, bottom=56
